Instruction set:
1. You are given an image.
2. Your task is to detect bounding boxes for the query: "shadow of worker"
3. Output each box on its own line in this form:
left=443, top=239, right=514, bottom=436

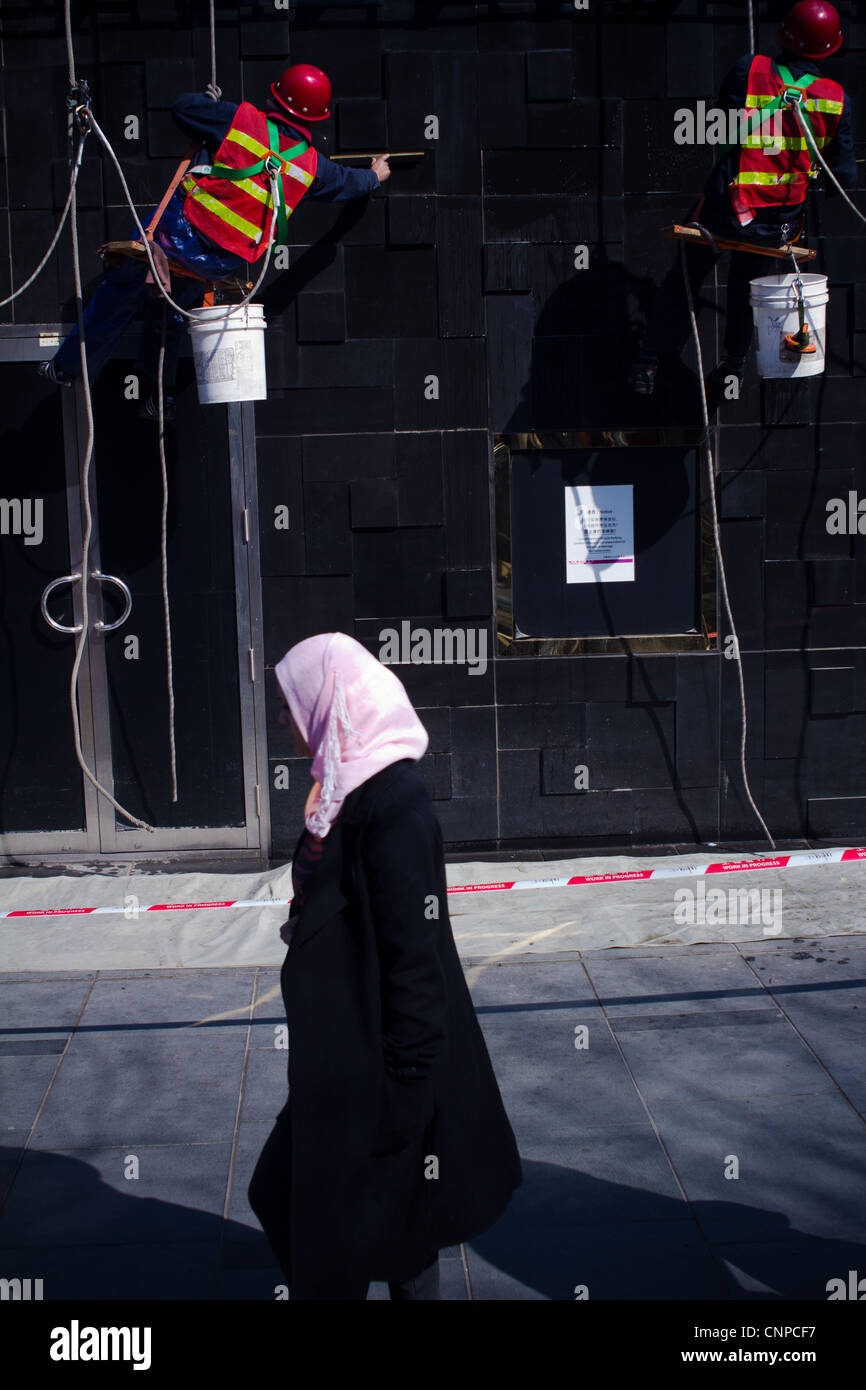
left=497, top=247, right=706, bottom=435
left=469, top=1154, right=866, bottom=1300
left=0, top=1144, right=280, bottom=1300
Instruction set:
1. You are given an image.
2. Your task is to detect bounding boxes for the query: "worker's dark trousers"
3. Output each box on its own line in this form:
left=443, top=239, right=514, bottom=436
left=52, top=256, right=205, bottom=390
left=248, top=1104, right=442, bottom=1300
left=640, top=237, right=772, bottom=363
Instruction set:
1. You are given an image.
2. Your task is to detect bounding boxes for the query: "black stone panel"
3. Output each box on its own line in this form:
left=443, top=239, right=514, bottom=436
left=585, top=702, right=678, bottom=791
left=350, top=477, right=399, bottom=529
left=345, top=246, right=438, bottom=338
left=396, top=433, right=444, bottom=527
left=352, top=528, right=446, bottom=619
left=388, top=196, right=437, bottom=246
left=303, top=480, right=352, bottom=576
left=255, top=387, right=394, bottom=436
left=257, top=436, right=305, bottom=578
left=436, top=197, right=484, bottom=337
left=262, top=579, right=355, bottom=665
left=303, top=432, right=395, bottom=483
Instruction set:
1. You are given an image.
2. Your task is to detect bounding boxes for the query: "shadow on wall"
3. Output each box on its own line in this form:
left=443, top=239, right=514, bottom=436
left=496, top=246, right=712, bottom=434
left=260, top=199, right=367, bottom=321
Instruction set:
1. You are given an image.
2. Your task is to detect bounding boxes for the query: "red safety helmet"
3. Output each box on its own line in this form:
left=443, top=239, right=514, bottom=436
left=269, top=64, right=331, bottom=122
left=779, top=1, right=843, bottom=59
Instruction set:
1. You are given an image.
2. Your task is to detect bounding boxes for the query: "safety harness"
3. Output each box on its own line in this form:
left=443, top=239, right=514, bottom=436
left=187, top=119, right=310, bottom=247
left=719, top=64, right=821, bottom=161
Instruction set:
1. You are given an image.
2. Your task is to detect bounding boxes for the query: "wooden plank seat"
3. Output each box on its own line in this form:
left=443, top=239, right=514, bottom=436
left=97, top=240, right=252, bottom=297
left=660, top=224, right=816, bottom=262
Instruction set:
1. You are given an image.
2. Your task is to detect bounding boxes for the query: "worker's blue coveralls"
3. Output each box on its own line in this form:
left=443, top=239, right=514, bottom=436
left=52, top=95, right=379, bottom=390
left=639, top=50, right=857, bottom=366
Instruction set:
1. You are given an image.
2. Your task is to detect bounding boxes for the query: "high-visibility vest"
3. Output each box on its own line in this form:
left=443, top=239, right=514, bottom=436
left=729, top=55, right=843, bottom=219
left=181, top=101, right=319, bottom=261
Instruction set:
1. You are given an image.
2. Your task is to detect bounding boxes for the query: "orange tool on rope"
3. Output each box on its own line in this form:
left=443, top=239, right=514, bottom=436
left=783, top=249, right=817, bottom=354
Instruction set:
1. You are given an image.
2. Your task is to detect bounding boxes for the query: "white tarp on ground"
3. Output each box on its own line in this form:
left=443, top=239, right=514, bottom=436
left=1, top=848, right=865, bottom=972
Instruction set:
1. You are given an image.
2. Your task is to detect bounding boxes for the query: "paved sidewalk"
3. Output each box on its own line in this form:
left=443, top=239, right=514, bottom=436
left=1, top=935, right=865, bottom=1299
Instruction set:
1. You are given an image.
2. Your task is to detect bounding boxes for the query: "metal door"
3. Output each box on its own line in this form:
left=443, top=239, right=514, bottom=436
left=0, top=325, right=269, bottom=863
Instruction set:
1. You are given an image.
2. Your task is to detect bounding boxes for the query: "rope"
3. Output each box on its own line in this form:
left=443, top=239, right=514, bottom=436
left=156, top=303, right=178, bottom=802
left=746, top=0, right=756, bottom=55
left=209, top=0, right=218, bottom=96
left=1, top=0, right=89, bottom=310
left=790, top=101, right=866, bottom=229
left=66, top=144, right=155, bottom=830
left=679, top=241, right=776, bottom=850
left=683, top=219, right=719, bottom=254
left=64, top=0, right=76, bottom=84
left=0, top=132, right=87, bottom=309
left=62, top=0, right=154, bottom=831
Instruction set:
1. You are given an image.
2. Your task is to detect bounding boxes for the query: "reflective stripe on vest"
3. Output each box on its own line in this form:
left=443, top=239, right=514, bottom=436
left=182, top=174, right=264, bottom=243
left=746, top=93, right=843, bottom=115
left=225, top=127, right=271, bottom=159
left=285, top=163, right=315, bottom=187
left=735, top=170, right=798, bottom=186
left=742, top=133, right=831, bottom=150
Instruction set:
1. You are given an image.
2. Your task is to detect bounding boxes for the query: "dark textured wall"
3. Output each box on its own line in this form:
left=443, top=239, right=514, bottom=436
left=2, top=1, right=864, bottom=855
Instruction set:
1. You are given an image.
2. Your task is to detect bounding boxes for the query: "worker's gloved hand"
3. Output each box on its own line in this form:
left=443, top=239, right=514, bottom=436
left=205, top=82, right=222, bottom=102
left=371, top=1066, right=434, bottom=1157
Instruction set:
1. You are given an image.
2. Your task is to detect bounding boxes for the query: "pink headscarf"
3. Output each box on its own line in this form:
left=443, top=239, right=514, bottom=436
left=274, top=632, right=429, bottom=839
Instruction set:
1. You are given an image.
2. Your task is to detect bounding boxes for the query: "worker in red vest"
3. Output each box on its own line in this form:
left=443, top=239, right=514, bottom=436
left=628, top=1, right=856, bottom=398
left=40, top=65, right=391, bottom=418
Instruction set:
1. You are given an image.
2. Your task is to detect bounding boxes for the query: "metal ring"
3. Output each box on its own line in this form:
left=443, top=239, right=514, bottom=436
left=92, top=571, right=133, bottom=632
left=40, top=574, right=84, bottom=633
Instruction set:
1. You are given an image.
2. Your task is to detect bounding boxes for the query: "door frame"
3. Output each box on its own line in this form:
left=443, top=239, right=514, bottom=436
left=0, top=323, right=270, bottom=866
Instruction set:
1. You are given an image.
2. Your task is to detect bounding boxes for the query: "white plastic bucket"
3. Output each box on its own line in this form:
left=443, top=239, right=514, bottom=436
left=749, top=273, right=828, bottom=379
left=188, top=303, right=267, bottom=404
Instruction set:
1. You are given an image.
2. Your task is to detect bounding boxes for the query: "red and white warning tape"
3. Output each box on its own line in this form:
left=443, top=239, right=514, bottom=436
left=1, top=846, right=864, bottom=919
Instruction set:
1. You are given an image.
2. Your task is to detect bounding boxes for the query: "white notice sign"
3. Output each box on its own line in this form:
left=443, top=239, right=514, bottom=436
left=564, top=484, right=635, bottom=584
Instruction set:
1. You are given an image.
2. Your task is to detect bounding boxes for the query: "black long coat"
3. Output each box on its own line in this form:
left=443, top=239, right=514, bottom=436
left=277, top=757, right=522, bottom=1297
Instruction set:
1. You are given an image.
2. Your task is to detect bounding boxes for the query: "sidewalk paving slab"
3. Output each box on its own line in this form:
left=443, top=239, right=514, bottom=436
left=1, top=935, right=865, bottom=1299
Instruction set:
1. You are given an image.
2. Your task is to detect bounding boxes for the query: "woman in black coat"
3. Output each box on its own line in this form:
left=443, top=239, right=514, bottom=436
left=248, top=631, right=522, bottom=1300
